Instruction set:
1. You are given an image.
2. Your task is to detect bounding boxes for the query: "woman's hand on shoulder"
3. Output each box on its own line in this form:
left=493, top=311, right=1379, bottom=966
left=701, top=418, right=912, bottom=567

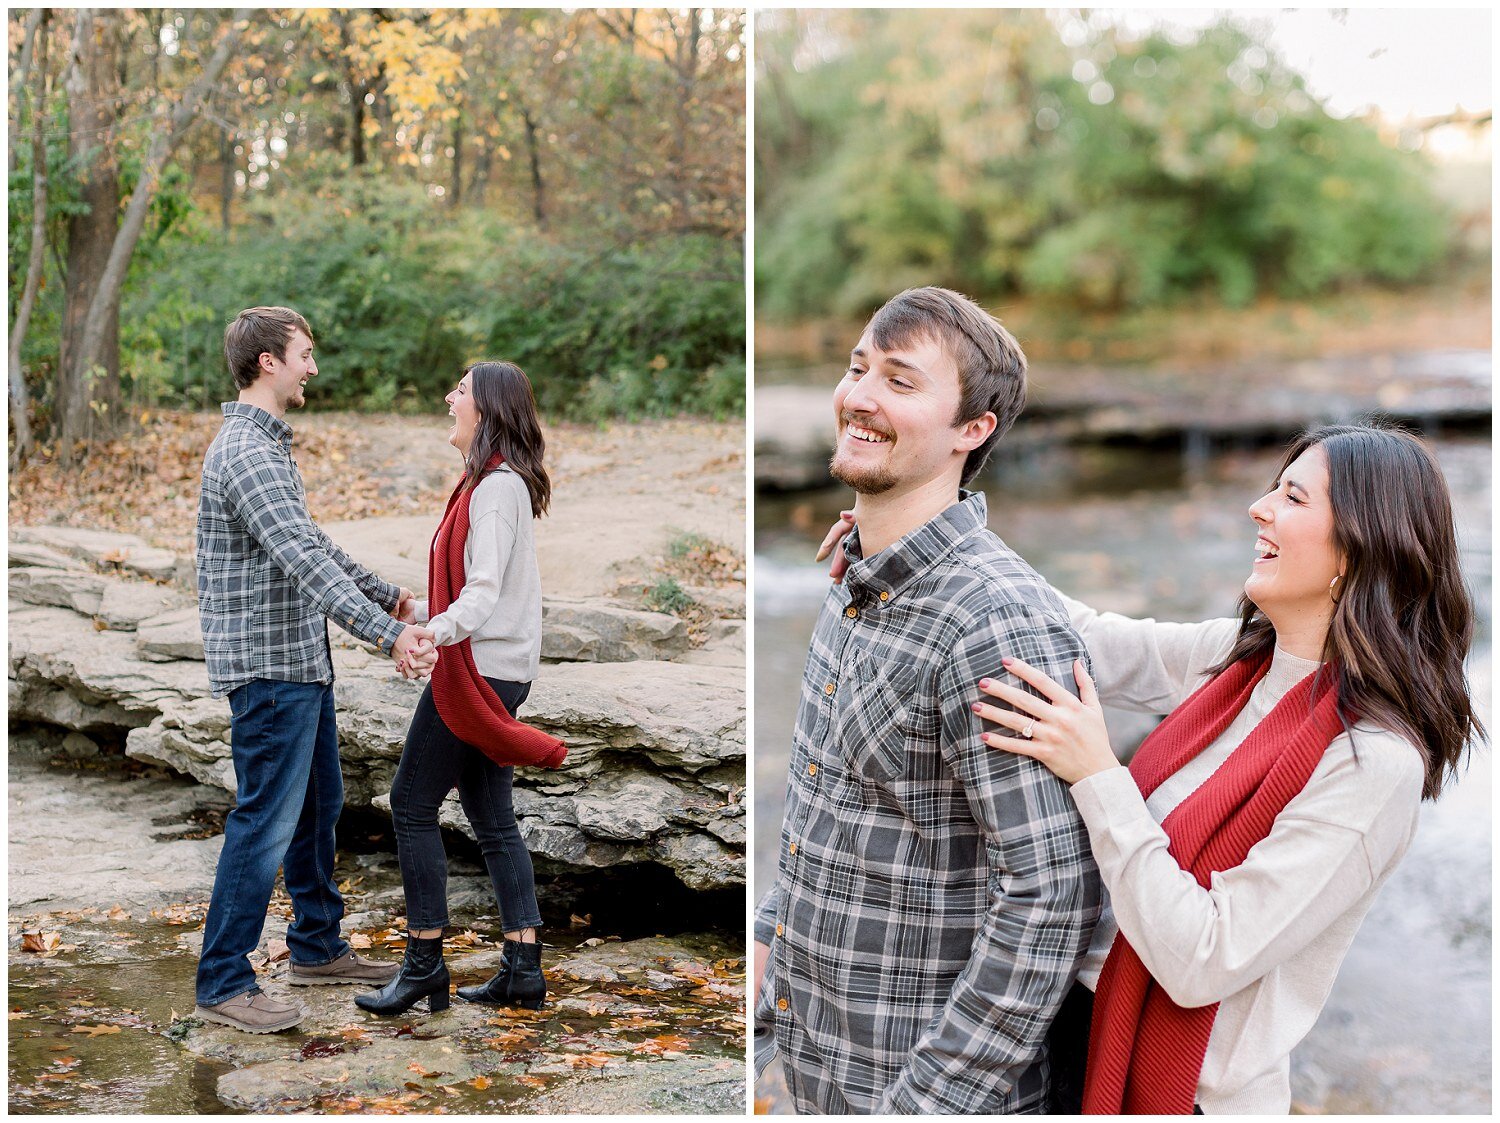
left=815, top=510, right=856, bottom=584
left=973, top=658, right=1119, bottom=785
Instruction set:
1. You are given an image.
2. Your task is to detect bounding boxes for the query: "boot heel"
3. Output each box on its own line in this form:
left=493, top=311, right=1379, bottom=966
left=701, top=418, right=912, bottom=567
left=516, top=997, right=544, bottom=1011
left=429, top=989, right=451, bottom=1012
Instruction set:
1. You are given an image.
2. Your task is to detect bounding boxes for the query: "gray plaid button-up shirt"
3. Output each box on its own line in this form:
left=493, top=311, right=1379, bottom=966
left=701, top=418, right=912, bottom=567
left=196, top=403, right=406, bottom=698
left=754, top=492, right=1101, bottom=1114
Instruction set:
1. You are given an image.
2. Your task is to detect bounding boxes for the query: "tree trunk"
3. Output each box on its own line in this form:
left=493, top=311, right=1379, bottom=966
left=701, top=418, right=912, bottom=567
left=58, top=7, right=122, bottom=463
left=350, top=80, right=367, bottom=167
left=471, top=134, right=491, bottom=204
left=8, top=8, right=44, bottom=177
left=520, top=103, right=545, bottom=226
left=669, top=9, right=702, bottom=218
left=9, top=10, right=48, bottom=466
left=219, top=124, right=235, bottom=231
left=450, top=110, right=463, bottom=207
left=62, top=8, right=249, bottom=464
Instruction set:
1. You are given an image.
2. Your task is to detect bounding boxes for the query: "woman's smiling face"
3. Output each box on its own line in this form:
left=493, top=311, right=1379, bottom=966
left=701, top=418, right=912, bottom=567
left=1244, top=443, right=1344, bottom=620
left=445, top=371, right=480, bottom=455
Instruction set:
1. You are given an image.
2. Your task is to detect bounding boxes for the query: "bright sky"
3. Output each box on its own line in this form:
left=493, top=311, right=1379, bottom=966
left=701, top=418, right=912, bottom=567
left=1108, top=8, right=1492, bottom=120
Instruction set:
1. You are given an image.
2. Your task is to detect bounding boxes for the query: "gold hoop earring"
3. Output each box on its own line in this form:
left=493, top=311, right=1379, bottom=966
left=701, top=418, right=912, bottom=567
left=1329, top=574, right=1343, bottom=604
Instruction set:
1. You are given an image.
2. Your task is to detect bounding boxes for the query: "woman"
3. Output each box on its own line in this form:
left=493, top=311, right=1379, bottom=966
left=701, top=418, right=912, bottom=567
left=966, top=424, right=1482, bottom=1113
left=357, top=361, right=565, bottom=1017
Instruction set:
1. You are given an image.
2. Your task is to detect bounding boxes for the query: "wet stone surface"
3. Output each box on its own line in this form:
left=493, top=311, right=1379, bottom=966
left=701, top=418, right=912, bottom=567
left=8, top=738, right=745, bottom=1115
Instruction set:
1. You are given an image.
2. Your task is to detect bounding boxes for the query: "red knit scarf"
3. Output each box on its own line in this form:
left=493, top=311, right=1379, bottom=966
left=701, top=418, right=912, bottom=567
left=427, top=456, right=566, bottom=769
left=1082, top=653, right=1345, bottom=1114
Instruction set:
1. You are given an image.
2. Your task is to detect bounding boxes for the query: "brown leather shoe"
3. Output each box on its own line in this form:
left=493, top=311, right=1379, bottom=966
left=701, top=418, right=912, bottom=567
left=194, top=989, right=304, bottom=1034
left=288, top=949, right=400, bottom=986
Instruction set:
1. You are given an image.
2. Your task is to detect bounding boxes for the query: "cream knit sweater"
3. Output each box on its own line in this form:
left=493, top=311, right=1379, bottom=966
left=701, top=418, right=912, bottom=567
left=1062, top=595, right=1423, bottom=1114
left=414, top=465, right=542, bottom=684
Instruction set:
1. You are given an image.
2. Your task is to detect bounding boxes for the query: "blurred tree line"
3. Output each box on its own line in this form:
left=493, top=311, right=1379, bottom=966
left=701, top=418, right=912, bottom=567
left=756, top=10, right=1454, bottom=322
left=9, top=8, right=746, bottom=467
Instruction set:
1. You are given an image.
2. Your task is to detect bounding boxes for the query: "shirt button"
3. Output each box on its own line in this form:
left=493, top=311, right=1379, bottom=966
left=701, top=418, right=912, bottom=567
left=845, top=605, right=858, bottom=619
left=775, top=923, right=784, bottom=937
left=788, top=842, right=798, bottom=855
left=807, top=763, right=817, bottom=776
left=823, top=682, right=835, bottom=695
left=879, top=590, right=890, bottom=602
left=777, top=998, right=788, bottom=1011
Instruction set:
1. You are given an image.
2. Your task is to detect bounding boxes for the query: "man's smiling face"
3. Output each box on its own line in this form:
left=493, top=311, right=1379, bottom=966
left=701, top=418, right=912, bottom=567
left=828, top=329, right=972, bottom=496
left=262, top=329, right=317, bottom=413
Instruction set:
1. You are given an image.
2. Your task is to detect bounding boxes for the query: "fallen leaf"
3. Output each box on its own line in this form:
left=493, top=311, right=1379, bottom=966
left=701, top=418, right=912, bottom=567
left=568, top=913, right=592, bottom=929
left=470, top=1075, right=492, bottom=1090
left=564, top=1052, right=614, bottom=1069
left=71, top=1025, right=121, bottom=1037
left=515, top=1074, right=548, bottom=1090
left=349, top=933, right=373, bottom=949
left=20, top=930, right=62, bottom=955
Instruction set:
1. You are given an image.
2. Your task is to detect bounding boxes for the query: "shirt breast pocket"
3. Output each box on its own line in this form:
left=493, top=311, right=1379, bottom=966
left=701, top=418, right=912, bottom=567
left=834, top=654, right=933, bottom=783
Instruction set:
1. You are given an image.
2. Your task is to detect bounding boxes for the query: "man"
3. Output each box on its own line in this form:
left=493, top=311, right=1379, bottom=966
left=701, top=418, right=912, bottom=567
left=193, top=306, right=438, bottom=1033
left=753, top=287, right=1101, bottom=1113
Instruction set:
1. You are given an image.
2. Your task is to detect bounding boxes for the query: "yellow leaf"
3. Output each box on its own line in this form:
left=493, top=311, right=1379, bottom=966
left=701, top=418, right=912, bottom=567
left=72, top=1024, right=122, bottom=1037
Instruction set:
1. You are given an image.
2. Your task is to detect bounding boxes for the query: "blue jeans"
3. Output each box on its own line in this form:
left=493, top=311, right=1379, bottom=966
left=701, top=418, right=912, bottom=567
left=195, top=679, right=351, bottom=1005
left=391, top=679, right=542, bottom=932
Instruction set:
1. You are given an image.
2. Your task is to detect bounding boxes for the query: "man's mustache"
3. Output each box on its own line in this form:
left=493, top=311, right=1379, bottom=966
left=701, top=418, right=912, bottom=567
left=838, top=414, right=895, bottom=440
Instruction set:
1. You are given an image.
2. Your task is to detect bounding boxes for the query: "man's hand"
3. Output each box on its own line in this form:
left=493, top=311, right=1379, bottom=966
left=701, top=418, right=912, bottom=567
left=753, top=939, right=772, bottom=1008
left=393, top=625, right=439, bottom=680
left=393, top=587, right=418, bottom=624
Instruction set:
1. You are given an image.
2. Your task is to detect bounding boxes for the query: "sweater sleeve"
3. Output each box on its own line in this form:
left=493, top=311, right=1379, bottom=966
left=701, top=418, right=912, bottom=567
left=1069, top=731, right=1423, bottom=1008
left=1058, top=591, right=1240, bottom=713
left=426, top=478, right=519, bottom=647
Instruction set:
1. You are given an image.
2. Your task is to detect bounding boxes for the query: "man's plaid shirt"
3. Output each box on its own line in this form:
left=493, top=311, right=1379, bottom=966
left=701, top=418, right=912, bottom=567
left=754, top=492, right=1101, bottom=1114
left=196, top=403, right=406, bottom=698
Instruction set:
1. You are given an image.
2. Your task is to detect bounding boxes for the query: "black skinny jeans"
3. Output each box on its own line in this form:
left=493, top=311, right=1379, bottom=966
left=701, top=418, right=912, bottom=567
left=390, top=678, right=542, bottom=933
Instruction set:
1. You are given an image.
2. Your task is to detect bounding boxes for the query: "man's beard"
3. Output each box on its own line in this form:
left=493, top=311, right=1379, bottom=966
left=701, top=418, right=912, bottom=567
left=829, top=448, right=898, bottom=495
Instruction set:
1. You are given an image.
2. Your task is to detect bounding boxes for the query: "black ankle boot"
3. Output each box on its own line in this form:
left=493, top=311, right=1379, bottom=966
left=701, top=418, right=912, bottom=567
left=354, top=934, right=450, bottom=1015
left=457, top=938, right=545, bottom=1010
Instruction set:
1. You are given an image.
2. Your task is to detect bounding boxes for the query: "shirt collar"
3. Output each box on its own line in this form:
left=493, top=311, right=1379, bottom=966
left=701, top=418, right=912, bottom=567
left=222, top=401, right=293, bottom=444
left=841, top=490, right=989, bottom=605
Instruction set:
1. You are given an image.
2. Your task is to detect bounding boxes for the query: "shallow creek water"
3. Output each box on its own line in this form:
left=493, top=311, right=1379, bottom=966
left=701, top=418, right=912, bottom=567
left=8, top=740, right=745, bottom=1116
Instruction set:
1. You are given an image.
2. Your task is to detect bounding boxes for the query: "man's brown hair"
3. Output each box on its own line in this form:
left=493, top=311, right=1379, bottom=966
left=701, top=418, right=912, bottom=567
left=866, top=287, right=1027, bottom=485
left=224, top=306, right=314, bottom=391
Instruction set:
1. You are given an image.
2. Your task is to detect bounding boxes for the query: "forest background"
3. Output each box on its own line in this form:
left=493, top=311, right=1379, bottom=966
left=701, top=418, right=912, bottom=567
left=755, top=8, right=1489, bottom=363
left=8, top=7, right=747, bottom=472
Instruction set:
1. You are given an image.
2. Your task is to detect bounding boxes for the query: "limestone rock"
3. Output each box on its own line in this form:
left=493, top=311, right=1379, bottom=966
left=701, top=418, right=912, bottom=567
left=98, top=581, right=185, bottom=631
left=10, top=562, right=184, bottom=630
left=541, top=597, right=690, bottom=662
left=9, top=561, right=745, bottom=891
left=11, top=525, right=179, bottom=581
left=216, top=1042, right=518, bottom=1111
left=125, top=697, right=236, bottom=790
left=9, top=541, right=87, bottom=570
left=136, top=607, right=207, bottom=661
left=9, top=606, right=212, bottom=732
left=9, top=567, right=106, bottom=615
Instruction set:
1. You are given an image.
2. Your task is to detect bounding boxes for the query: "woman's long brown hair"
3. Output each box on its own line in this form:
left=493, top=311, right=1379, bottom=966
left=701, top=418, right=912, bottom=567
left=1208, top=423, right=1484, bottom=799
left=461, top=361, right=552, bottom=518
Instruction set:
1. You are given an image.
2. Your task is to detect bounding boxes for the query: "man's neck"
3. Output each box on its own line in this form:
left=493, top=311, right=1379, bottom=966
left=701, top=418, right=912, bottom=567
left=237, top=387, right=285, bottom=420
left=851, top=474, right=964, bottom=558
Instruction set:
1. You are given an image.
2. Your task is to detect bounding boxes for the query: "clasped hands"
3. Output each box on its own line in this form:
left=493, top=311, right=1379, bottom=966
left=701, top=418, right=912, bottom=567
left=392, top=587, right=439, bottom=681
